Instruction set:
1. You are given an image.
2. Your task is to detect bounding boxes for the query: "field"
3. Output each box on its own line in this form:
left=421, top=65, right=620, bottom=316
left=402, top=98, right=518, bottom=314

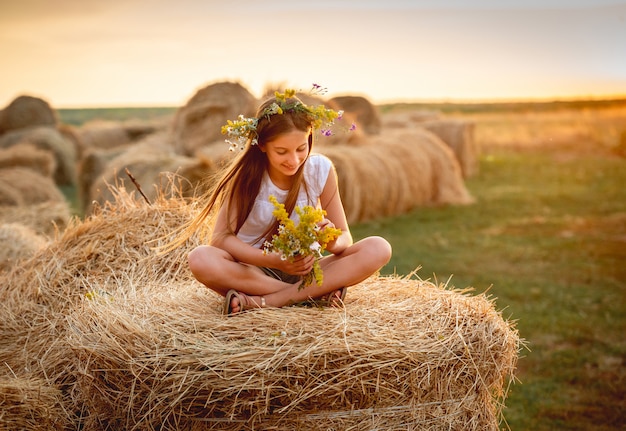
left=355, top=101, right=626, bottom=430
left=56, top=100, right=626, bottom=429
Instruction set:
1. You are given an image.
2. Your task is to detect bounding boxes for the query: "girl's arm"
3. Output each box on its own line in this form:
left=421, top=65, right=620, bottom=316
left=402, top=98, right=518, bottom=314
left=211, top=203, right=314, bottom=275
left=210, top=205, right=274, bottom=267
left=319, top=166, right=353, bottom=255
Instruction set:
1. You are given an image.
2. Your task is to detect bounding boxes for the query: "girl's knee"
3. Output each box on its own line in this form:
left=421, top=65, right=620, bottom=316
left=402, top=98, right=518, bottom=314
left=188, top=245, right=214, bottom=276
left=362, top=236, right=392, bottom=266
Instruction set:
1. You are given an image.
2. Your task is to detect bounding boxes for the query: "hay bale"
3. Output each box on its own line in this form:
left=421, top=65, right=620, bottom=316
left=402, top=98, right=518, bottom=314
left=172, top=82, right=258, bottom=156
left=421, top=119, right=479, bottom=178
left=319, top=129, right=474, bottom=224
left=73, top=120, right=133, bottom=152
left=0, top=188, right=519, bottom=430
left=0, top=201, right=71, bottom=237
left=0, top=190, right=198, bottom=428
left=0, top=142, right=57, bottom=177
left=66, top=276, right=518, bottom=431
left=329, top=95, right=382, bottom=135
left=0, top=167, right=66, bottom=206
left=0, top=375, right=69, bottom=431
left=382, top=110, right=442, bottom=129
left=0, top=126, right=77, bottom=185
left=0, top=95, right=57, bottom=134
left=0, top=223, right=47, bottom=271
left=87, top=133, right=214, bottom=214
left=77, top=145, right=130, bottom=214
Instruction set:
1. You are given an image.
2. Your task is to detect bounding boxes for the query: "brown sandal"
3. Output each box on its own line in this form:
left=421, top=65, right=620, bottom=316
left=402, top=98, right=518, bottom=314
left=293, top=287, right=347, bottom=308
left=223, top=289, right=266, bottom=316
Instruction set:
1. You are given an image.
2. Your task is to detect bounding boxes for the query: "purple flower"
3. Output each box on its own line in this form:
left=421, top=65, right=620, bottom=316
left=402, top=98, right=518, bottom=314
left=321, top=129, right=333, bottom=136
left=349, top=123, right=357, bottom=131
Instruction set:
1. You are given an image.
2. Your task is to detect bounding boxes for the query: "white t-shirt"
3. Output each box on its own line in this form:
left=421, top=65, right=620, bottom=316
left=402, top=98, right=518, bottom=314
left=236, top=153, right=333, bottom=248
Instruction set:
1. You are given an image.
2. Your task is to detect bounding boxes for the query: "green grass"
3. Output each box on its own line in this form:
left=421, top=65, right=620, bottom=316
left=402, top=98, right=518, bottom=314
left=352, top=148, right=626, bottom=430
left=57, top=106, right=176, bottom=126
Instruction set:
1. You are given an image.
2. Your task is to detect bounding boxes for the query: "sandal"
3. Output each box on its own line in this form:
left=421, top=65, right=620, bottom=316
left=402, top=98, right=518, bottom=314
left=328, top=287, right=347, bottom=307
left=293, top=287, right=347, bottom=308
left=223, top=289, right=266, bottom=316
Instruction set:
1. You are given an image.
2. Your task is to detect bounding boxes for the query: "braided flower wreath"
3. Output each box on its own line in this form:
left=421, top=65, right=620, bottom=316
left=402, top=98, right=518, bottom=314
left=221, top=85, right=355, bottom=151
left=220, top=85, right=352, bottom=287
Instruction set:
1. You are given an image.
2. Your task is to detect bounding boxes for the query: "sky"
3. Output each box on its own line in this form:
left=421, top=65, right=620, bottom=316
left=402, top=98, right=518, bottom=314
left=1, top=0, right=625, bottom=108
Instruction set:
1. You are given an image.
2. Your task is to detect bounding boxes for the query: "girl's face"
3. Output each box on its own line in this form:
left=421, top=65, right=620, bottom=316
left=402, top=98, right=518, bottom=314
left=262, top=129, right=310, bottom=188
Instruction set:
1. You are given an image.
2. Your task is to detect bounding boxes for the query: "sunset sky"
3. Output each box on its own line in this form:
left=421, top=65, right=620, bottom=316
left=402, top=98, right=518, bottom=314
left=1, top=0, right=625, bottom=108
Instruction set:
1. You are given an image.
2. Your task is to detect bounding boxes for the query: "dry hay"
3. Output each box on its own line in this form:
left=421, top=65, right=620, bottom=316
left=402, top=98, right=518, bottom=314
left=86, top=133, right=214, bottom=214
left=0, top=375, right=69, bottom=431
left=382, top=110, right=442, bottom=129
left=0, top=201, right=71, bottom=237
left=319, top=129, right=474, bottom=224
left=329, top=95, right=382, bottom=135
left=421, top=119, right=479, bottom=178
left=0, top=166, right=66, bottom=206
left=65, top=276, right=519, bottom=431
left=72, top=119, right=164, bottom=155
left=0, top=125, right=77, bottom=185
left=0, top=189, right=199, bottom=428
left=73, top=120, right=133, bottom=152
left=0, top=142, right=57, bottom=177
left=0, top=95, right=57, bottom=134
left=77, top=144, right=131, bottom=214
left=0, top=188, right=519, bottom=430
left=0, top=223, right=47, bottom=272
left=172, top=82, right=258, bottom=156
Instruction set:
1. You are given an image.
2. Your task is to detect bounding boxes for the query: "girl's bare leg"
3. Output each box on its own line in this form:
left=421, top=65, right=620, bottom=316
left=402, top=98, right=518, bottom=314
left=188, top=245, right=293, bottom=297
left=230, top=236, right=392, bottom=312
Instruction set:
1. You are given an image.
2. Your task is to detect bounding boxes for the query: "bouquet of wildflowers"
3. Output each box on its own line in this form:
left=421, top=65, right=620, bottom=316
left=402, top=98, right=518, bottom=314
left=263, top=195, right=341, bottom=288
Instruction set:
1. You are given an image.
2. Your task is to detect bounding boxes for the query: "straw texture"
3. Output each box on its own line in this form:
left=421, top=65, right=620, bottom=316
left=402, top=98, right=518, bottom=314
left=319, top=129, right=474, bottom=224
left=0, top=188, right=519, bottom=431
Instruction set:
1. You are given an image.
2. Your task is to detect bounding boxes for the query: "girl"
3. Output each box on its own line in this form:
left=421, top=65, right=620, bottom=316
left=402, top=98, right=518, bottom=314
left=183, top=90, right=392, bottom=315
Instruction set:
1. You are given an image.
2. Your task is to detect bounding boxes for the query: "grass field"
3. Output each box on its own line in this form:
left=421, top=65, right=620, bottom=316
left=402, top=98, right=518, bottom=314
left=59, top=100, right=626, bottom=429
left=353, top=103, right=626, bottom=430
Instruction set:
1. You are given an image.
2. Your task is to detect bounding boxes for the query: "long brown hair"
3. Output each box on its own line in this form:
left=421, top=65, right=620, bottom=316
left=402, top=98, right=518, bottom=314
left=165, top=95, right=315, bottom=250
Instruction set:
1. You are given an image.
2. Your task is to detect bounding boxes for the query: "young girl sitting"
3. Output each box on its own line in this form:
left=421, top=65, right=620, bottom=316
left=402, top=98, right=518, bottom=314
left=181, top=89, right=392, bottom=315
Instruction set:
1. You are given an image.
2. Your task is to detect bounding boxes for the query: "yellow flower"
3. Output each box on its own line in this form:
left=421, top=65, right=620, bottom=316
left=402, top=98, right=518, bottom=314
left=263, top=195, right=341, bottom=288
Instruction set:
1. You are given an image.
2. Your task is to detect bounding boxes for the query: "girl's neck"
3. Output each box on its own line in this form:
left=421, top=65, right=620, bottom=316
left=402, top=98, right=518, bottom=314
left=267, top=169, right=293, bottom=191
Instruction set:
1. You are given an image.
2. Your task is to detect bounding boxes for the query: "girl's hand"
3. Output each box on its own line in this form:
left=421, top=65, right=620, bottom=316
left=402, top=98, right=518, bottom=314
left=317, top=217, right=335, bottom=231
left=318, top=217, right=341, bottom=254
left=273, top=252, right=315, bottom=276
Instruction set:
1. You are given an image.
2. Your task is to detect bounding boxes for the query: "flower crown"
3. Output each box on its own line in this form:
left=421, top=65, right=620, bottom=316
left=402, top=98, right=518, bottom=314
left=221, top=85, right=351, bottom=152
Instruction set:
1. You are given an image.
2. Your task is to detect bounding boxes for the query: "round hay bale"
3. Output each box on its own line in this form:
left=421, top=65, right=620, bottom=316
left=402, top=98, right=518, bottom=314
left=318, top=129, right=473, bottom=223
left=382, top=110, right=442, bottom=129
left=0, top=223, right=47, bottom=271
left=410, top=129, right=475, bottom=205
left=87, top=133, right=214, bottom=214
left=172, top=81, right=258, bottom=156
left=77, top=144, right=130, bottom=214
left=0, top=142, right=57, bottom=177
left=0, top=126, right=77, bottom=185
left=0, top=95, right=57, bottom=134
left=74, top=120, right=133, bottom=152
left=0, top=375, right=69, bottom=431
left=0, top=167, right=66, bottom=206
left=328, top=95, right=382, bottom=135
left=421, top=119, right=479, bottom=178
left=0, top=201, right=71, bottom=237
